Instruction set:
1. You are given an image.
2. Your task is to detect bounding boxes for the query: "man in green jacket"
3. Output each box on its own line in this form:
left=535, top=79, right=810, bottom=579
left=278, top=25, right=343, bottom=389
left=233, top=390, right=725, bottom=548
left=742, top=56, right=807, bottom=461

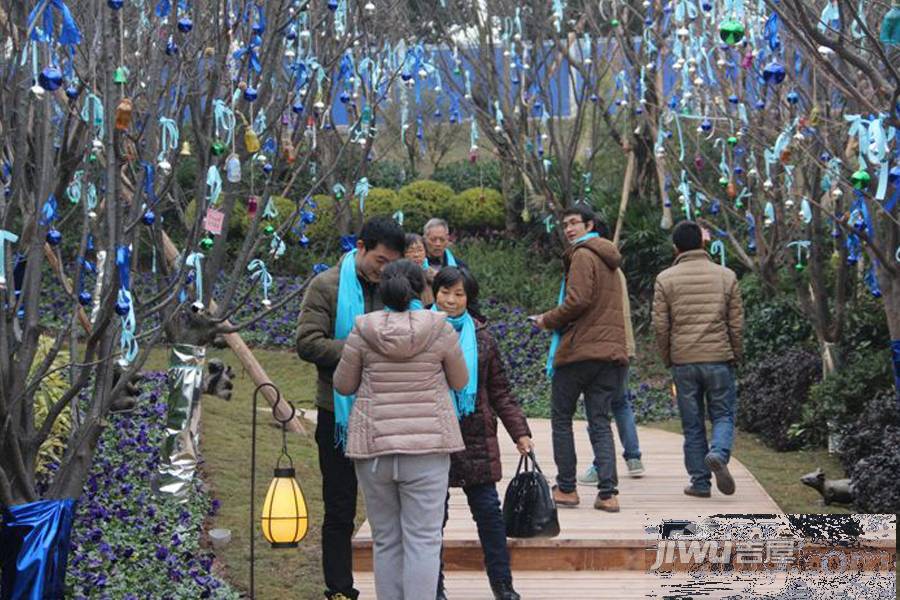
left=296, top=216, right=405, bottom=600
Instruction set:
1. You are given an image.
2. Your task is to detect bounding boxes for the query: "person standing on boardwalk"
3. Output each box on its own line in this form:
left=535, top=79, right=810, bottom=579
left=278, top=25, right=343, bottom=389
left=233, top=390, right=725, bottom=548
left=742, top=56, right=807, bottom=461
left=530, top=205, right=628, bottom=513
left=423, top=218, right=467, bottom=270
left=579, top=266, right=646, bottom=484
left=295, top=217, right=406, bottom=600
left=333, top=259, right=469, bottom=600
left=431, top=267, right=533, bottom=600
left=651, top=220, right=744, bottom=498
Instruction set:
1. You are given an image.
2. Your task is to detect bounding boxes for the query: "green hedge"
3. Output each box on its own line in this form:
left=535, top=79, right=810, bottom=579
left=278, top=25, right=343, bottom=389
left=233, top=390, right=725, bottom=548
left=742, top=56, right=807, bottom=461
left=448, top=187, right=505, bottom=231
left=395, top=180, right=454, bottom=234
left=432, top=159, right=501, bottom=193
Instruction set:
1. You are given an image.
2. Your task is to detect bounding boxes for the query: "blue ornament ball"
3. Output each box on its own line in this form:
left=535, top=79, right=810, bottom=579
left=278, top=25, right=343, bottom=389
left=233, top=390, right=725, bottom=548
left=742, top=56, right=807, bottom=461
left=65, top=86, right=80, bottom=99
left=754, top=99, right=765, bottom=110
left=263, top=163, right=273, bottom=174
left=327, top=0, right=338, bottom=11
left=177, top=17, right=193, bottom=33
left=244, top=87, right=258, bottom=102
left=107, top=0, right=123, bottom=9
left=166, top=39, right=179, bottom=55
left=46, top=229, right=62, bottom=246
left=142, top=210, right=156, bottom=225
left=78, top=291, right=93, bottom=306
left=292, top=100, right=304, bottom=114
left=38, top=66, right=63, bottom=92
left=115, top=299, right=131, bottom=316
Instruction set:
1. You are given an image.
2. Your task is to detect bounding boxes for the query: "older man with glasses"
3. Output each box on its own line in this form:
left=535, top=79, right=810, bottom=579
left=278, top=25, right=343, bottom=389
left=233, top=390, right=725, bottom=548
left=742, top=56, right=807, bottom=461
left=423, top=218, right=467, bottom=270
left=530, top=205, right=629, bottom=513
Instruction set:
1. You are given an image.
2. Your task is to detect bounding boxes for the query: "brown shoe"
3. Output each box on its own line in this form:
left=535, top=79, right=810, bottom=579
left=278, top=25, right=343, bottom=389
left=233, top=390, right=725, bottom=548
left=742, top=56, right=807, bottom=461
left=552, top=485, right=580, bottom=507
left=594, top=494, right=620, bottom=512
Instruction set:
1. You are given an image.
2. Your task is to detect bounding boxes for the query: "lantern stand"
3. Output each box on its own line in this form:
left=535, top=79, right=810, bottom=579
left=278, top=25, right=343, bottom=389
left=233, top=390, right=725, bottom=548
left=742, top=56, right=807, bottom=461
left=250, top=382, right=307, bottom=598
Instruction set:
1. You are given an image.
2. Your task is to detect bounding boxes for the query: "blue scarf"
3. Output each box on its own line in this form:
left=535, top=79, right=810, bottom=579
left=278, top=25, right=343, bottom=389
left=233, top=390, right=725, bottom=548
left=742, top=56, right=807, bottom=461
left=334, top=249, right=364, bottom=449
left=433, top=306, right=478, bottom=418
left=428, top=248, right=457, bottom=269
left=545, top=232, right=600, bottom=378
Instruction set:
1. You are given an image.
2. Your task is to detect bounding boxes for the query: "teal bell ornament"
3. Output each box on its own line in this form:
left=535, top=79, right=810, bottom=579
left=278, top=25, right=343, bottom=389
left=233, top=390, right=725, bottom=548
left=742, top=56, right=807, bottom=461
left=880, top=5, right=900, bottom=45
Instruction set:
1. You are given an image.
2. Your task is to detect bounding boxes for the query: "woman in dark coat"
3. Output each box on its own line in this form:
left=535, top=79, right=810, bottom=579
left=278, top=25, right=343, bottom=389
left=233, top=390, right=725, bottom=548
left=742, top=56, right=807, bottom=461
left=431, top=267, right=533, bottom=600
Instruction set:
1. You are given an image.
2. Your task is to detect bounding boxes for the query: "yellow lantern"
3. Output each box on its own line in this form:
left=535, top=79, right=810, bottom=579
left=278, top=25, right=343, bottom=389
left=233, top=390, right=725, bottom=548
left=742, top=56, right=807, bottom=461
left=244, top=127, right=261, bottom=154
left=261, top=465, right=308, bottom=547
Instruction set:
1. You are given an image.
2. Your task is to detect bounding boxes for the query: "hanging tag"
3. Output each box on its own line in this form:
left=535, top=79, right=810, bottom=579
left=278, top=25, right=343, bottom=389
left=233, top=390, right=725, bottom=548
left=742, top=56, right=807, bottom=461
left=204, top=208, right=225, bottom=235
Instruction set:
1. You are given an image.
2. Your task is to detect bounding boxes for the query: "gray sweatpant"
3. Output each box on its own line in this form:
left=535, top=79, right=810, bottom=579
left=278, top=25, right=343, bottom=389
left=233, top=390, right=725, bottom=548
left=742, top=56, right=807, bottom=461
left=354, top=453, right=450, bottom=600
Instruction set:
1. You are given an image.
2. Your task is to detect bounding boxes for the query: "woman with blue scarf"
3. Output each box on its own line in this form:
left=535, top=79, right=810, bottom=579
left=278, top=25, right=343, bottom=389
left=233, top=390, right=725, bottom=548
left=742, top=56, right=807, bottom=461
left=333, top=259, right=468, bottom=600
left=431, top=267, right=533, bottom=600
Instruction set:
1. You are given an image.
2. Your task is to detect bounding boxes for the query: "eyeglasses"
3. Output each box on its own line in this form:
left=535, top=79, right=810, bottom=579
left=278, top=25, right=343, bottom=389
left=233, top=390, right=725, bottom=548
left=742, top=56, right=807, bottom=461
left=562, top=219, right=585, bottom=228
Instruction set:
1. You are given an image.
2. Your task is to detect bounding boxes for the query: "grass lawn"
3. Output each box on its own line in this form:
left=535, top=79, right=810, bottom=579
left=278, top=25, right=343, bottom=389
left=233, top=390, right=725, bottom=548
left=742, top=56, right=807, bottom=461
left=645, top=419, right=851, bottom=514
left=141, top=343, right=854, bottom=597
left=144, top=345, right=331, bottom=598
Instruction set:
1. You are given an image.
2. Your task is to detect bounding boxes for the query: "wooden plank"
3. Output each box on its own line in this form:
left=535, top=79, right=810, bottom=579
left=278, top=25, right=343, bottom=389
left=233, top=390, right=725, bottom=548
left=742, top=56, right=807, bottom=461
left=353, top=569, right=896, bottom=599
left=355, top=420, right=783, bottom=548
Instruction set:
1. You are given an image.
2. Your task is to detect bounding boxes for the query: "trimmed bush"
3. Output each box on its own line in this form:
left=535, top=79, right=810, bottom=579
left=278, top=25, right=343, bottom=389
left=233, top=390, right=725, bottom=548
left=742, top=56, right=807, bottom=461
left=432, top=159, right=501, bottom=193
left=363, top=187, right=399, bottom=220
left=736, top=348, right=821, bottom=451
left=800, top=347, right=894, bottom=447
left=850, top=437, right=900, bottom=513
left=448, top=187, right=505, bottom=231
left=395, top=180, right=454, bottom=234
left=838, top=390, right=900, bottom=473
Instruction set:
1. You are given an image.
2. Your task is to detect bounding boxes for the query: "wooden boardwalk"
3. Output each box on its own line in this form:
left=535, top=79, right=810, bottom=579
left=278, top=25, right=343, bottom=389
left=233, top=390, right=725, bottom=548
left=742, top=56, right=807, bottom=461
left=349, top=418, right=896, bottom=597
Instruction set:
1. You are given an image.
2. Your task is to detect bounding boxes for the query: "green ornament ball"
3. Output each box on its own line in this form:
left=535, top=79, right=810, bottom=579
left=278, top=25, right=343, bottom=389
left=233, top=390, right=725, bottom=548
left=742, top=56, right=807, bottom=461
left=719, top=19, right=745, bottom=45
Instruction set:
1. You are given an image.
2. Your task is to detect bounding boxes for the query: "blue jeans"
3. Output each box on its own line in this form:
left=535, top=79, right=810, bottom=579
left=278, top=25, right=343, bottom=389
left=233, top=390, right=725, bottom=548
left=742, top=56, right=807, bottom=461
left=672, top=363, right=737, bottom=491
left=438, top=483, right=512, bottom=589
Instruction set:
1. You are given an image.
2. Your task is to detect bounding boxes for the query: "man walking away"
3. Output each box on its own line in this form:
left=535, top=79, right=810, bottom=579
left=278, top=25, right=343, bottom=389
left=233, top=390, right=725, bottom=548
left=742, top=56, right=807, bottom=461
left=296, top=217, right=406, bottom=600
left=651, top=220, right=744, bottom=498
left=531, top=205, right=628, bottom=513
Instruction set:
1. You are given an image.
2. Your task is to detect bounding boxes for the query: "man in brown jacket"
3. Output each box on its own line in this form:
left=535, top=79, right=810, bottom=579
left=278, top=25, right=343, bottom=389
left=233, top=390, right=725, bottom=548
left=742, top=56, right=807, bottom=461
left=296, top=217, right=405, bottom=600
left=532, top=205, right=628, bottom=513
left=652, top=220, right=744, bottom=499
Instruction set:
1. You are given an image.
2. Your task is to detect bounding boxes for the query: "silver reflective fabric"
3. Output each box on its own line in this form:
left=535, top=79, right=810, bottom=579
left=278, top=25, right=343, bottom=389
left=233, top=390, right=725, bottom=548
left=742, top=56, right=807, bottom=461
left=151, top=344, right=206, bottom=501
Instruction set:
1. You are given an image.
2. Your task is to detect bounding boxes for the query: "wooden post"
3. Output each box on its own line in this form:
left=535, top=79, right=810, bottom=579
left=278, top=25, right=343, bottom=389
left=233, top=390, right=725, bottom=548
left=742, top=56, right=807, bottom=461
left=613, top=148, right=636, bottom=246
left=158, top=232, right=306, bottom=434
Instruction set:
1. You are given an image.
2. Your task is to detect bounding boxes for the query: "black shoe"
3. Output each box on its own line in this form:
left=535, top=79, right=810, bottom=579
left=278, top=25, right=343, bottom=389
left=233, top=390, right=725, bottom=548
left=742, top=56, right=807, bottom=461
left=705, top=453, right=736, bottom=495
left=436, top=583, right=449, bottom=600
left=490, top=580, right=521, bottom=600
left=325, top=591, right=359, bottom=600
left=684, top=485, right=711, bottom=498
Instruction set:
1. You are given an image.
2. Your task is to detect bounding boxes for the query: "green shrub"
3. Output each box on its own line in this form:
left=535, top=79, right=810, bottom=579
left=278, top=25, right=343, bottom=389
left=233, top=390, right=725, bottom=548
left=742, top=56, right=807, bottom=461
left=736, top=348, right=821, bottom=450
left=395, top=180, right=454, bottom=234
left=798, top=347, right=894, bottom=447
left=305, top=194, right=339, bottom=251
left=432, top=159, right=501, bottom=193
left=739, top=274, right=814, bottom=366
left=366, top=160, right=411, bottom=189
left=363, top=187, right=399, bottom=220
left=456, top=237, right=560, bottom=313
left=448, top=187, right=505, bottom=231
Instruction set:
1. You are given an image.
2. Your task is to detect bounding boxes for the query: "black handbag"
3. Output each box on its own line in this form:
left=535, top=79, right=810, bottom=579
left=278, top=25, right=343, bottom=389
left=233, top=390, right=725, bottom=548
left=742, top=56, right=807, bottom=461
left=502, top=451, right=561, bottom=538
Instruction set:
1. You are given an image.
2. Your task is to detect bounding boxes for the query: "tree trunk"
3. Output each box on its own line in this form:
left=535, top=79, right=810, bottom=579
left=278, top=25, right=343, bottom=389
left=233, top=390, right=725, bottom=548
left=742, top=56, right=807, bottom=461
left=500, top=157, right=520, bottom=234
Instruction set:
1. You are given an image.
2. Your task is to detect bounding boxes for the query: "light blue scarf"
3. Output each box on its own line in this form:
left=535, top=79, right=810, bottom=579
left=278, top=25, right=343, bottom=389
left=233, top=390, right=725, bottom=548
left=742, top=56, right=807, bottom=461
left=433, top=306, right=478, bottom=418
left=428, top=248, right=457, bottom=269
left=545, top=232, right=600, bottom=378
left=334, top=249, right=364, bottom=449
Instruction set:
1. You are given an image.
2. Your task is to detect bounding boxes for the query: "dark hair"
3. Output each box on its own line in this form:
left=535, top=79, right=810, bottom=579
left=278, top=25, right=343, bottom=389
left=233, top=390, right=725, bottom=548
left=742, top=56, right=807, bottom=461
left=432, top=267, right=483, bottom=319
left=360, top=216, right=406, bottom=254
left=379, top=259, right=426, bottom=311
left=405, top=233, right=424, bottom=248
left=672, top=220, right=703, bottom=252
left=562, top=205, right=596, bottom=230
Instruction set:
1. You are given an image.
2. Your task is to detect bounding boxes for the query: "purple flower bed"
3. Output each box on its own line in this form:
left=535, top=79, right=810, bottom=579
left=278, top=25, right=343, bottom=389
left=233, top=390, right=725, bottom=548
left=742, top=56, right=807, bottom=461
left=59, top=372, right=238, bottom=599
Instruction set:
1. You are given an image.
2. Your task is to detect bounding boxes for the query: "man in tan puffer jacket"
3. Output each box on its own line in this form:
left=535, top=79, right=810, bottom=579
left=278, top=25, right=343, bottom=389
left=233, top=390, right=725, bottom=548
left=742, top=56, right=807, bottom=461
left=652, top=220, right=743, bottom=499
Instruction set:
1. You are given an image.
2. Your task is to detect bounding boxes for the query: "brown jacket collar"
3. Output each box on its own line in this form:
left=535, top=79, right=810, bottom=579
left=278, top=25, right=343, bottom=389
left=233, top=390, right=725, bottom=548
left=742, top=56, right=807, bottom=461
left=673, top=249, right=712, bottom=266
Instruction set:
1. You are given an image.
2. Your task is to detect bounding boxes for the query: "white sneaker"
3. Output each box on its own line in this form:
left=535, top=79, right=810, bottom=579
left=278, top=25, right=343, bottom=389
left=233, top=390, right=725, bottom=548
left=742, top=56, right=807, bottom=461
left=578, top=465, right=599, bottom=485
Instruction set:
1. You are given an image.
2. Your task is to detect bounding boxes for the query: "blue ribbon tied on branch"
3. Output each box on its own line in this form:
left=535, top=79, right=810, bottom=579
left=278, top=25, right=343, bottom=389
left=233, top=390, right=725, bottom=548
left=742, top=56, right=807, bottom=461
left=28, top=0, right=82, bottom=45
